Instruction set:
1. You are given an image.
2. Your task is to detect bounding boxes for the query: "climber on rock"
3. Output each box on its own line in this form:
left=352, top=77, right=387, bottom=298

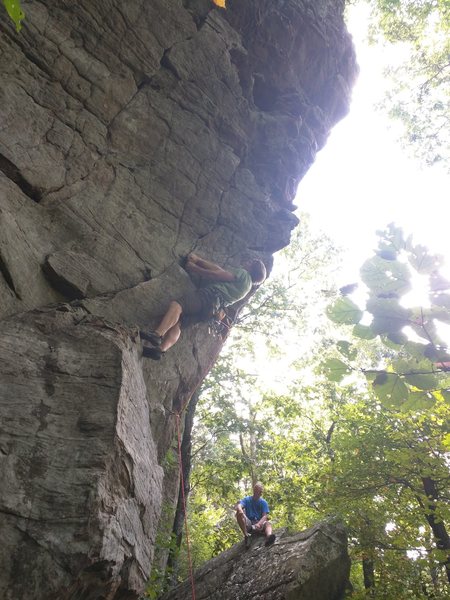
left=140, top=253, right=266, bottom=360
left=235, top=481, right=276, bottom=548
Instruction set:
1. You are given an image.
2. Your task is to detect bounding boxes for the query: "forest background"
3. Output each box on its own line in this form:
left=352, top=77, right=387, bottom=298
left=152, top=1, right=450, bottom=599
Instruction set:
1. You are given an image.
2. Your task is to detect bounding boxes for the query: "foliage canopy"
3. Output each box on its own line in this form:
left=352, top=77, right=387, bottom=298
left=174, top=223, right=450, bottom=598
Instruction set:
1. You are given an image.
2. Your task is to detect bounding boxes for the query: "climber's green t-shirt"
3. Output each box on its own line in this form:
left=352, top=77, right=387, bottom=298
left=207, top=267, right=252, bottom=307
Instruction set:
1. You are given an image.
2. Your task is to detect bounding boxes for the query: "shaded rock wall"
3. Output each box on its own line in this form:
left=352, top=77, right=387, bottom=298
left=0, top=0, right=357, bottom=598
left=160, top=521, right=351, bottom=600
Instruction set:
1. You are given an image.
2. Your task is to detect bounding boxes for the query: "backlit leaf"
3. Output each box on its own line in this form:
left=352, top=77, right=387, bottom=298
left=353, top=324, right=377, bottom=339
left=408, top=244, right=442, bottom=274
left=431, top=293, right=450, bottom=309
left=372, top=372, right=409, bottom=407
left=423, top=344, right=450, bottom=363
left=336, top=340, right=358, bottom=360
left=404, top=372, right=439, bottom=390
left=386, top=332, right=409, bottom=345
left=323, top=358, right=352, bottom=382
left=327, top=297, right=363, bottom=325
left=441, top=390, right=450, bottom=404
left=400, top=391, right=435, bottom=411
left=371, top=316, right=408, bottom=335
left=367, top=297, right=411, bottom=321
left=360, top=255, right=411, bottom=295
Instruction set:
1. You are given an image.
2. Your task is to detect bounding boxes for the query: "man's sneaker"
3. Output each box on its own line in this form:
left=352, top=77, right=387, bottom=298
left=142, top=346, right=164, bottom=360
left=265, top=534, right=276, bottom=547
left=140, top=330, right=163, bottom=346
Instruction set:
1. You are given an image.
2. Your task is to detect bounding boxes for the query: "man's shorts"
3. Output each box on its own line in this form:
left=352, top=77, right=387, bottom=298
left=178, top=288, right=219, bottom=320
left=244, top=515, right=269, bottom=533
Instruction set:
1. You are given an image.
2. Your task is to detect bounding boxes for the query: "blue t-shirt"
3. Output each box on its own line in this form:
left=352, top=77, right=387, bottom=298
left=240, top=496, right=270, bottom=523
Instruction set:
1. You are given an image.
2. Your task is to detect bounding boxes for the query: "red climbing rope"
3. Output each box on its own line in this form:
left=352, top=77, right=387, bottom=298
left=171, top=338, right=227, bottom=600
left=175, top=412, right=197, bottom=600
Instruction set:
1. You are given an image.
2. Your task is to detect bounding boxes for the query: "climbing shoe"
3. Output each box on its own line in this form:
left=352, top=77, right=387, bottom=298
left=265, top=534, right=276, bottom=547
left=139, top=330, right=163, bottom=346
left=142, top=346, right=165, bottom=360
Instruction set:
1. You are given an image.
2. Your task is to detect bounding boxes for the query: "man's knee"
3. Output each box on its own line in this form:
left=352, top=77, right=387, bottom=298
left=168, top=300, right=183, bottom=316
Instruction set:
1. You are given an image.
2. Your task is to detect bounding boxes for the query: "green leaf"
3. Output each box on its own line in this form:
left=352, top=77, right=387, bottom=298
left=378, top=224, right=405, bottom=252
left=409, top=319, right=447, bottom=347
left=403, top=372, right=439, bottom=390
left=2, top=0, right=25, bottom=31
left=360, top=255, right=411, bottom=295
left=425, top=306, right=450, bottom=324
left=381, top=331, right=408, bottom=350
left=408, top=244, right=442, bottom=274
left=326, top=297, right=363, bottom=325
left=353, top=324, right=377, bottom=339
left=431, top=293, right=450, bottom=309
left=441, top=390, right=450, bottom=404
left=423, top=344, right=450, bottom=363
left=323, top=358, right=352, bottom=382
left=336, top=340, right=358, bottom=360
left=367, top=297, right=411, bottom=320
left=377, top=249, right=397, bottom=261
left=400, top=391, right=435, bottom=411
left=370, top=316, right=407, bottom=335
left=366, top=298, right=411, bottom=335
left=430, top=271, right=450, bottom=292
left=372, top=372, right=409, bottom=407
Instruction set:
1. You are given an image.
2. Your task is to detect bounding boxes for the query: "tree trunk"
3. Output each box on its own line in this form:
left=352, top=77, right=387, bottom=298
left=421, top=477, right=450, bottom=584
left=166, top=390, right=200, bottom=586
left=362, top=555, right=375, bottom=593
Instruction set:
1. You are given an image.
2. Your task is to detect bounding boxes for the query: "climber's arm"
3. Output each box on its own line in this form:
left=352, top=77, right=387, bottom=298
left=186, top=254, right=235, bottom=282
left=253, top=513, right=268, bottom=531
left=187, top=253, right=220, bottom=270
left=187, top=264, right=234, bottom=281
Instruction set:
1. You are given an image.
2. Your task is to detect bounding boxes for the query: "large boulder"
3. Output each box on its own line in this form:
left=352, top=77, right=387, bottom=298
left=0, top=307, right=163, bottom=599
left=160, top=521, right=351, bottom=600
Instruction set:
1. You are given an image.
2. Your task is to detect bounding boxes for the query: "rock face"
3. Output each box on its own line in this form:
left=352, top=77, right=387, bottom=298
left=0, top=307, right=164, bottom=599
left=0, top=0, right=357, bottom=598
left=160, top=521, right=351, bottom=600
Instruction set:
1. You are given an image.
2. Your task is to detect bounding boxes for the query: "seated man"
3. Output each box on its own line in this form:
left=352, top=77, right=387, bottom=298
left=235, top=482, right=276, bottom=548
left=141, top=253, right=266, bottom=359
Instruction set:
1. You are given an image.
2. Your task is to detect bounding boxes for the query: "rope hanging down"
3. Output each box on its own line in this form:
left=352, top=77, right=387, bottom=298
left=175, top=413, right=196, bottom=600
left=170, top=337, right=226, bottom=600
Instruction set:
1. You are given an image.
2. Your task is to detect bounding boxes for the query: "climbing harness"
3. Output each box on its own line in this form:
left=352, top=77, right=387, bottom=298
left=208, top=308, right=233, bottom=337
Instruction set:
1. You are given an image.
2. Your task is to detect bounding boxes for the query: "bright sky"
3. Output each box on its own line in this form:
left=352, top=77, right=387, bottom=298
left=297, top=4, right=450, bottom=286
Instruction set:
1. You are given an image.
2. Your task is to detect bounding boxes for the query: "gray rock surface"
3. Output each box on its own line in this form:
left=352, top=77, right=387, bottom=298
left=160, top=521, right=351, bottom=600
left=0, top=307, right=163, bottom=600
left=0, top=0, right=357, bottom=598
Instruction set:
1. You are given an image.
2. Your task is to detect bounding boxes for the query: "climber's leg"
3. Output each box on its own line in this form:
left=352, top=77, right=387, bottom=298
left=264, top=521, right=276, bottom=547
left=142, top=290, right=212, bottom=359
left=155, top=301, right=183, bottom=337
left=236, top=510, right=250, bottom=538
left=160, top=322, right=181, bottom=352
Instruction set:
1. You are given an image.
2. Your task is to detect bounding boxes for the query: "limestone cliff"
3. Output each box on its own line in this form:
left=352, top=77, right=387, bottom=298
left=0, top=1, right=357, bottom=598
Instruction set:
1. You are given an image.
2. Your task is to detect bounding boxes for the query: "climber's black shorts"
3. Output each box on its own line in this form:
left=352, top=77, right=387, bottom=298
left=178, top=288, right=220, bottom=321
